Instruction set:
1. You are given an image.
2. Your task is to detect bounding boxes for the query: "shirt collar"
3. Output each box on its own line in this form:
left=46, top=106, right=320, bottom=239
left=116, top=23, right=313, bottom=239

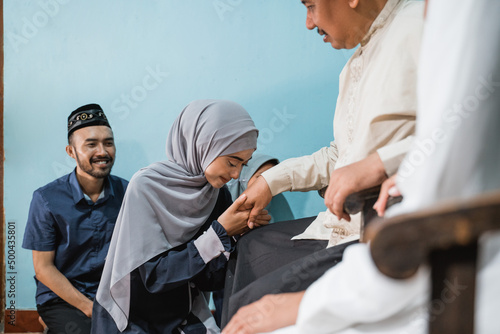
left=360, top=0, right=401, bottom=47
left=69, top=168, right=114, bottom=204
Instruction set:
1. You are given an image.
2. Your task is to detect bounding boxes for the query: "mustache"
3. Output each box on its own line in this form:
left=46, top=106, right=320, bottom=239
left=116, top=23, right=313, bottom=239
left=91, top=155, right=112, bottom=162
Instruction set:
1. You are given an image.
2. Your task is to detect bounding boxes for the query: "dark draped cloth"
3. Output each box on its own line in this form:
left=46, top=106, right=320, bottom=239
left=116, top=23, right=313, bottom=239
left=221, top=216, right=358, bottom=326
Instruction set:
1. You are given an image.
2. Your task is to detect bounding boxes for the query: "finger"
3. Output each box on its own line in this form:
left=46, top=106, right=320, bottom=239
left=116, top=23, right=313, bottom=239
left=388, top=185, right=401, bottom=197
left=222, top=313, right=245, bottom=334
left=252, top=219, right=270, bottom=227
left=374, top=191, right=389, bottom=217
left=255, top=215, right=271, bottom=222
left=248, top=206, right=263, bottom=229
left=232, top=194, right=247, bottom=210
left=239, top=199, right=254, bottom=211
left=374, top=180, right=392, bottom=217
left=324, top=187, right=334, bottom=211
left=331, top=193, right=346, bottom=221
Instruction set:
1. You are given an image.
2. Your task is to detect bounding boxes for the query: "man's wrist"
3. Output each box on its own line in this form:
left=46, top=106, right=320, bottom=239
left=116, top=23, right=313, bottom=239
left=368, top=152, right=388, bottom=179
left=260, top=169, right=287, bottom=196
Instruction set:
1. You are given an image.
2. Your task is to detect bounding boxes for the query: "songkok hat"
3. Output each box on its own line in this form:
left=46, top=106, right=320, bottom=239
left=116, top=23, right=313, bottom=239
left=67, top=103, right=111, bottom=137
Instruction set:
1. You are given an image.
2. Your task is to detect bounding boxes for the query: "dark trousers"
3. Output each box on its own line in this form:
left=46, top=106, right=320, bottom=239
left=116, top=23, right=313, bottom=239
left=221, top=216, right=357, bottom=327
left=37, top=297, right=92, bottom=334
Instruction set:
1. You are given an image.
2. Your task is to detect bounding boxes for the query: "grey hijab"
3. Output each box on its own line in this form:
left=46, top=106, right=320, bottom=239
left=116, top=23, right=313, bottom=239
left=96, top=100, right=258, bottom=331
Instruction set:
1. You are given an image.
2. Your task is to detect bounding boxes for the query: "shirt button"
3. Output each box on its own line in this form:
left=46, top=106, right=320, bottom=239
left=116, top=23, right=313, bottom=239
left=189, top=282, right=195, bottom=288
left=181, top=320, right=187, bottom=325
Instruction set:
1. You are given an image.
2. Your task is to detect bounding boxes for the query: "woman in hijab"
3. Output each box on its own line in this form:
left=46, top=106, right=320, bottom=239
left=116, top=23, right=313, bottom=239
left=91, top=100, right=268, bottom=333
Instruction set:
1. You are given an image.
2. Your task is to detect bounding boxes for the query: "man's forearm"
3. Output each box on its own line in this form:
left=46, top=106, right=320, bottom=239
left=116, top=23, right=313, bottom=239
left=262, top=143, right=338, bottom=196
left=36, top=265, right=93, bottom=316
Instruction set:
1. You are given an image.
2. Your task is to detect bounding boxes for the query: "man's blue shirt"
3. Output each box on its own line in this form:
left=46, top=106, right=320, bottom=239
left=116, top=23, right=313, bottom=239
left=22, top=169, right=128, bottom=306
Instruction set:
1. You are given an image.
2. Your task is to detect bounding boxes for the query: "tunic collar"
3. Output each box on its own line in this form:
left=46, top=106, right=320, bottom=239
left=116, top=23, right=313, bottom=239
left=360, top=0, right=401, bottom=47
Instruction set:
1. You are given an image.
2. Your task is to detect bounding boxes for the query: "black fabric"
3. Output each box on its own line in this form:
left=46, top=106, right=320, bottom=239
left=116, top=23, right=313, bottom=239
left=220, top=217, right=358, bottom=327
left=37, top=297, right=92, bottom=334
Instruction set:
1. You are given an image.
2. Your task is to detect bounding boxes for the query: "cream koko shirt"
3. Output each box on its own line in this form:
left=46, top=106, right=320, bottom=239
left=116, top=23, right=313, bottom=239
left=262, top=0, right=424, bottom=246
left=267, top=0, right=500, bottom=332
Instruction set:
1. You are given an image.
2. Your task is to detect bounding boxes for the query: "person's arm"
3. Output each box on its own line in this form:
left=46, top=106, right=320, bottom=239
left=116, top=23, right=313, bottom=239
left=295, top=243, right=428, bottom=333
left=24, top=191, right=94, bottom=317
left=221, top=291, right=305, bottom=334
left=324, top=136, right=414, bottom=221
left=243, top=142, right=339, bottom=227
left=324, top=152, right=387, bottom=221
left=140, top=195, right=269, bottom=292
left=376, top=136, right=414, bottom=177
left=262, top=142, right=339, bottom=196
left=32, top=250, right=93, bottom=317
left=138, top=220, right=232, bottom=293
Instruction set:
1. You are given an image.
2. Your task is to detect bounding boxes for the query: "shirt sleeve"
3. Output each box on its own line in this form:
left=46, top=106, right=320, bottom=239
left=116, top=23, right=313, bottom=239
left=138, top=221, right=234, bottom=294
left=376, top=136, right=415, bottom=177
left=261, top=141, right=339, bottom=196
left=296, top=243, right=429, bottom=333
left=22, top=190, right=57, bottom=251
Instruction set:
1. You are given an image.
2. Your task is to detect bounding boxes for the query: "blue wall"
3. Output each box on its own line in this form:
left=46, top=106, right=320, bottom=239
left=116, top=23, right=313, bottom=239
left=4, top=0, right=350, bottom=309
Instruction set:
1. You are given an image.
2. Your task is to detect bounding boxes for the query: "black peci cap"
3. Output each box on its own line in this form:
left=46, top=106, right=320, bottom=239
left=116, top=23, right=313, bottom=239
left=67, top=103, right=111, bottom=138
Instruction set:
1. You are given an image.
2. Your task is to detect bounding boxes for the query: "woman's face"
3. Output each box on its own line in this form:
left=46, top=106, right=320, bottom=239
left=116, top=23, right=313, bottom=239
left=205, top=148, right=255, bottom=188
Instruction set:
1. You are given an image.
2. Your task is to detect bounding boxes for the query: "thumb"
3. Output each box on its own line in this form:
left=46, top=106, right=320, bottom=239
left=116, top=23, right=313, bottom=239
left=233, top=194, right=247, bottom=210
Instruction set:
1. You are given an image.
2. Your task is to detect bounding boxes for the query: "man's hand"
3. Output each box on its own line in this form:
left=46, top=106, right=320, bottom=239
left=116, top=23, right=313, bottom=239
left=238, top=176, right=273, bottom=229
left=222, top=291, right=305, bottom=334
left=373, top=174, right=401, bottom=217
left=81, top=299, right=93, bottom=318
left=325, top=153, right=387, bottom=221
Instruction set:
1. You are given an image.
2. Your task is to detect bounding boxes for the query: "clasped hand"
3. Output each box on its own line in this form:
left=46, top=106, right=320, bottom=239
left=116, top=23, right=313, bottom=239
left=218, top=193, right=271, bottom=236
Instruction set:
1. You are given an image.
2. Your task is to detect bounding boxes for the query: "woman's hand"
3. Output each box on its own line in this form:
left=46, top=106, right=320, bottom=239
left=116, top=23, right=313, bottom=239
left=219, top=194, right=271, bottom=236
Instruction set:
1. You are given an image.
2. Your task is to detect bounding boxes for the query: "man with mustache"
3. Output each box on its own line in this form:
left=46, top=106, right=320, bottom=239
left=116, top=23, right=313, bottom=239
left=223, top=0, right=500, bottom=332
left=221, top=0, right=424, bottom=327
left=23, top=104, right=128, bottom=334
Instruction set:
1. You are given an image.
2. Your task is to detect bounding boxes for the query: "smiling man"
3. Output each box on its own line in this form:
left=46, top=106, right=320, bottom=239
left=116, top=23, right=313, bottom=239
left=22, top=104, right=128, bottom=334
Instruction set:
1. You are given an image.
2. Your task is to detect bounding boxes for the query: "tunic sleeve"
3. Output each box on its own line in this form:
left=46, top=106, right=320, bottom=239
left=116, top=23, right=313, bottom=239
left=138, top=220, right=234, bottom=294
left=262, top=141, right=339, bottom=196
left=296, top=243, right=429, bottom=333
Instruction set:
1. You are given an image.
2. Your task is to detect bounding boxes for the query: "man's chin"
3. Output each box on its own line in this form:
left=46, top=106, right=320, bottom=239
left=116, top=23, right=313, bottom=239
left=87, top=168, right=112, bottom=179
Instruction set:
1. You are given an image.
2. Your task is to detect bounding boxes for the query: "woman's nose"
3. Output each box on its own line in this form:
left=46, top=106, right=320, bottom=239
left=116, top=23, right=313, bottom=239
left=306, top=13, right=316, bottom=30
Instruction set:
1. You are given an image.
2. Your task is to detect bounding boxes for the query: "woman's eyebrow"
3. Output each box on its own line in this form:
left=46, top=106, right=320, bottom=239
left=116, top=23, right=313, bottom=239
left=228, top=156, right=253, bottom=163
left=227, top=155, right=244, bottom=161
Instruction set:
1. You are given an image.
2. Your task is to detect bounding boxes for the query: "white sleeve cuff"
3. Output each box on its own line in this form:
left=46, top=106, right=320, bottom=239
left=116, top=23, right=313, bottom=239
left=193, top=226, right=226, bottom=264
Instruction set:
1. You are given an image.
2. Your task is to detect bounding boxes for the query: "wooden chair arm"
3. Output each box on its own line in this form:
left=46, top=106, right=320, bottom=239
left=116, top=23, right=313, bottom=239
left=364, top=190, right=500, bottom=279
left=343, top=186, right=381, bottom=214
